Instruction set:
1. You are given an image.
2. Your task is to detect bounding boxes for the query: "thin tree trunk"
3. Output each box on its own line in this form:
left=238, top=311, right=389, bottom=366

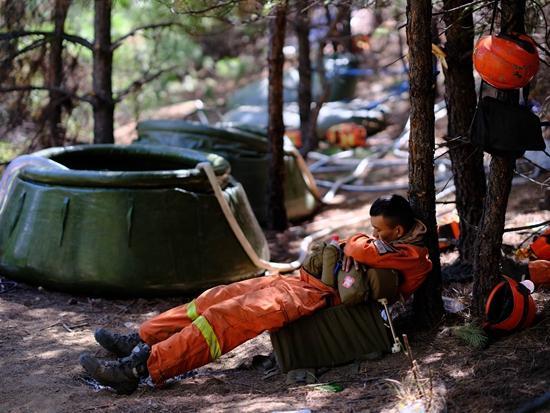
left=267, top=0, right=288, bottom=231
left=0, top=0, right=23, bottom=82
left=295, top=0, right=314, bottom=154
left=406, top=0, right=443, bottom=327
left=472, top=0, right=526, bottom=317
left=338, top=1, right=353, bottom=54
left=443, top=0, right=486, bottom=264
left=45, top=0, right=71, bottom=147
left=93, top=0, right=114, bottom=144
left=307, top=5, right=348, bottom=151
left=0, top=0, right=26, bottom=131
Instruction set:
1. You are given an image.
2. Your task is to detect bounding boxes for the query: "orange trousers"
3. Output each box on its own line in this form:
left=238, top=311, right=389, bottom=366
left=139, top=273, right=338, bottom=384
left=529, top=260, right=550, bottom=286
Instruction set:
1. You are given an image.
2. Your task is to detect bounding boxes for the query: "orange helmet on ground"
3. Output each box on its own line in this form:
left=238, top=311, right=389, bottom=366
left=484, top=276, right=537, bottom=333
left=473, top=33, right=539, bottom=90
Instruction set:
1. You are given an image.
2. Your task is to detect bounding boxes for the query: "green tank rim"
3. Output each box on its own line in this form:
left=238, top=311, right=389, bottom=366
left=137, top=120, right=269, bottom=153
left=21, top=144, right=230, bottom=189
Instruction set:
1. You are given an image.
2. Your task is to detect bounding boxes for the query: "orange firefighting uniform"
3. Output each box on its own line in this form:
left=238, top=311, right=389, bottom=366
left=139, top=230, right=432, bottom=385
left=140, top=273, right=338, bottom=384
left=344, top=225, right=433, bottom=298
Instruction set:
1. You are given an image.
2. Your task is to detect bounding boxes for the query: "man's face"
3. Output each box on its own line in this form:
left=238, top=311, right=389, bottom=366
left=370, top=215, right=403, bottom=242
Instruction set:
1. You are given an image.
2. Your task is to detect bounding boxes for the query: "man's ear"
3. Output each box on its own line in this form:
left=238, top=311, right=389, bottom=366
left=396, top=224, right=406, bottom=238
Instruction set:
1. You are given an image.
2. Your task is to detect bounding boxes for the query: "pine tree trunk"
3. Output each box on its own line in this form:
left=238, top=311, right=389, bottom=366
left=338, top=1, right=353, bottom=53
left=0, top=0, right=26, bottom=131
left=295, top=0, right=316, bottom=155
left=442, top=0, right=486, bottom=264
left=0, top=0, right=23, bottom=82
left=406, top=0, right=443, bottom=327
left=93, top=0, right=114, bottom=144
left=472, top=0, right=526, bottom=317
left=267, top=0, right=288, bottom=231
left=45, top=0, right=71, bottom=147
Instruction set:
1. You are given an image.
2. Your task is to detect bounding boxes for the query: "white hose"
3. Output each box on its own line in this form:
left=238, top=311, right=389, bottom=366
left=199, top=162, right=376, bottom=274
left=198, top=162, right=301, bottom=272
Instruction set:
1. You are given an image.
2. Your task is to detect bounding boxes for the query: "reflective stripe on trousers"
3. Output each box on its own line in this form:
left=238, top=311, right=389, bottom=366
left=192, top=315, right=222, bottom=360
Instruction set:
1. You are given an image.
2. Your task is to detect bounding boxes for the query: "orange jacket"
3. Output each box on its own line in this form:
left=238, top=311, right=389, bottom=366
left=343, top=233, right=432, bottom=298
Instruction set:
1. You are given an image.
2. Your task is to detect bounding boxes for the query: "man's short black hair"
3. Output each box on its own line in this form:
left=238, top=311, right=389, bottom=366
left=369, top=194, right=415, bottom=233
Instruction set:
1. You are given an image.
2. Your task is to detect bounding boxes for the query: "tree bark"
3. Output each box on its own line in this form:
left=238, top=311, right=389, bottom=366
left=472, top=0, right=526, bottom=317
left=0, top=0, right=24, bottom=82
left=442, top=0, right=486, bottom=264
left=406, top=0, right=443, bottom=327
left=0, top=0, right=26, bottom=131
left=44, top=0, right=71, bottom=147
left=267, top=0, right=288, bottom=231
left=93, top=0, right=114, bottom=144
left=295, top=0, right=316, bottom=155
left=337, top=1, right=353, bottom=54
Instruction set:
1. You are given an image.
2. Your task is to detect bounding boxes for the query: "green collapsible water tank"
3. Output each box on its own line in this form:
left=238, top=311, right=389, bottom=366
left=135, top=120, right=318, bottom=225
left=0, top=144, right=269, bottom=296
left=227, top=54, right=359, bottom=108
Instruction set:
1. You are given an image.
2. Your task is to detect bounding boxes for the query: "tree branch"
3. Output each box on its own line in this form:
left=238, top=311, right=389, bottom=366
left=169, top=0, right=239, bottom=16
left=0, top=31, right=92, bottom=49
left=1, top=38, right=47, bottom=64
left=113, top=65, right=178, bottom=102
left=433, top=0, right=496, bottom=16
left=0, top=85, right=95, bottom=104
left=111, top=22, right=183, bottom=50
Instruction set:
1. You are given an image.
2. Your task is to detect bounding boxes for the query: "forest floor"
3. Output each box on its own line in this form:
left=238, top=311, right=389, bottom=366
left=0, top=176, right=549, bottom=413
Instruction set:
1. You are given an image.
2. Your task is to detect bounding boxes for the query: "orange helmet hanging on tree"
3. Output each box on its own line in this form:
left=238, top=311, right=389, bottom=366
left=473, top=33, right=540, bottom=90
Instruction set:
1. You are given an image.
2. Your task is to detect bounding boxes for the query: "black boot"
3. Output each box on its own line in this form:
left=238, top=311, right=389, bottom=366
left=94, top=328, right=142, bottom=357
left=79, top=343, right=150, bottom=395
left=500, top=256, right=530, bottom=281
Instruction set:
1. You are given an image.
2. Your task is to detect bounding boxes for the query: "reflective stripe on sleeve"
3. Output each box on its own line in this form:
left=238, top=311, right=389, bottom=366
left=193, top=315, right=222, bottom=360
left=186, top=300, right=199, bottom=321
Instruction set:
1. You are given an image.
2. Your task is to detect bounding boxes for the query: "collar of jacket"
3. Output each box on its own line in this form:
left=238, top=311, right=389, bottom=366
left=390, top=219, right=427, bottom=246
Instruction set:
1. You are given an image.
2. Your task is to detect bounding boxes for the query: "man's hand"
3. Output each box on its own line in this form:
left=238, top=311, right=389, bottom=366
left=342, top=255, right=360, bottom=272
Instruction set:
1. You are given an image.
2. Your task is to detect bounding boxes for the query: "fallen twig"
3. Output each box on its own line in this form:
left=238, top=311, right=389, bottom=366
left=40, top=321, right=62, bottom=331
left=403, top=334, right=426, bottom=398
left=62, top=323, right=73, bottom=333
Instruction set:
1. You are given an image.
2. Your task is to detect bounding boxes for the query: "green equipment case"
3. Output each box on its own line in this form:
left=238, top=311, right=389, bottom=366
left=270, top=268, right=400, bottom=372
left=271, top=301, right=391, bottom=372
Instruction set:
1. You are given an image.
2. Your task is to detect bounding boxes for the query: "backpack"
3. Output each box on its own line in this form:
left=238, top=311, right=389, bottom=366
left=470, top=96, right=545, bottom=158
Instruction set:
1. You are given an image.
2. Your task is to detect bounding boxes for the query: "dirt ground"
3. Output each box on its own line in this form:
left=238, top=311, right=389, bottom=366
left=0, top=177, right=549, bottom=413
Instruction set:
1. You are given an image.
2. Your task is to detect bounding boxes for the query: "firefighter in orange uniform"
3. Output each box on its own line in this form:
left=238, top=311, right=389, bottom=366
left=79, top=194, right=432, bottom=394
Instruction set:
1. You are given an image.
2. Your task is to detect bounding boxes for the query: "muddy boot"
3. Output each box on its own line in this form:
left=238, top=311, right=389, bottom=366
left=500, top=256, right=529, bottom=281
left=80, top=343, right=150, bottom=395
left=94, top=328, right=142, bottom=357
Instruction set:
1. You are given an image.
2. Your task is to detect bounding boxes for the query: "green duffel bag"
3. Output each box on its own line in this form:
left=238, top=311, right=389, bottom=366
left=301, top=241, right=340, bottom=288
left=337, top=264, right=369, bottom=305
left=366, top=268, right=401, bottom=303
left=302, top=242, right=401, bottom=305
left=337, top=267, right=400, bottom=305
